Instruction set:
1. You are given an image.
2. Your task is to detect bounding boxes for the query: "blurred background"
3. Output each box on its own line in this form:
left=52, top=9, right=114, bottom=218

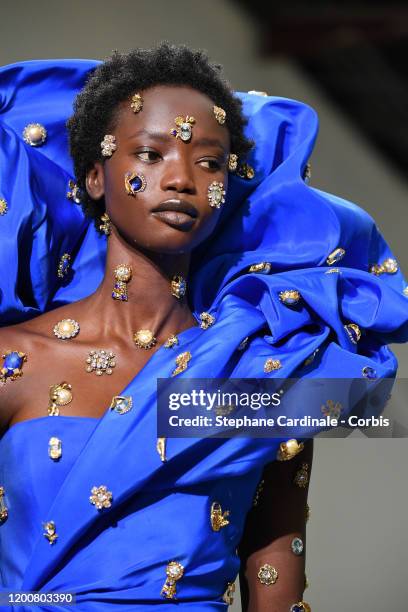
left=1, top=1, right=407, bottom=609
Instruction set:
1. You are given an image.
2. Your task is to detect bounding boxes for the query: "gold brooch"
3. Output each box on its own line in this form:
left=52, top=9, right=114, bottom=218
left=57, top=253, right=71, bottom=279
left=199, top=312, right=215, bottom=329
left=161, top=561, right=184, bottom=599
left=326, top=247, right=345, bottom=265
left=222, top=582, right=235, bottom=605
left=276, top=439, right=304, bottom=461
left=257, top=563, right=278, bottom=585
left=264, top=358, right=282, bottom=373
left=171, top=351, right=191, bottom=377
left=48, top=382, right=73, bottom=416
left=213, top=105, right=226, bottom=125
left=130, top=93, right=143, bottom=113
left=43, top=521, right=58, bottom=544
left=110, top=396, right=133, bottom=414
left=210, top=501, right=230, bottom=531
left=0, top=198, right=8, bottom=215
left=89, top=485, right=113, bottom=510
left=23, top=123, right=47, bottom=146
left=170, top=116, right=195, bottom=142
left=249, top=262, right=271, bottom=274
left=48, top=437, right=62, bottom=461
left=86, top=350, right=116, bottom=375
left=53, top=318, right=80, bottom=340
left=133, top=329, right=157, bottom=350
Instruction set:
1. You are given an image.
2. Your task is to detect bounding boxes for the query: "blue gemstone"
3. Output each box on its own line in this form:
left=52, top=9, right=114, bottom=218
left=3, top=352, right=22, bottom=370
left=130, top=176, right=142, bottom=191
left=362, top=366, right=377, bottom=379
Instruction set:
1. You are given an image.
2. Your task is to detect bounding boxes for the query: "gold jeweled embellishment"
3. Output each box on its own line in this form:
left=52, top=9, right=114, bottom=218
left=249, top=262, right=271, bottom=274
left=199, top=312, right=215, bottom=329
left=156, top=437, right=167, bottom=462
left=86, top=350, right=116, bottom=375
left=291, top=536, right=304, bottom=555
left=344, top=322, right=362, bottom=344
left=89, top=485, right=113, bottom=510
left=0, top=486, right=8, bottom=523
left=170, top=275, right=187, bottom=299
left=164, top=335, right=179, bottom=348
left=228, top=153, right=238, bottom=172
left=170, top=116, right=195, bottom=142
left=370, top=257, right=399, bottom=276
left=57, top=253, right=71, bottom=279
left=290, top=602, right=311, bottom=612
left=326, top=247, right=345, bottom=266
left=236, top=162, right=255, bottom=180
left=213, top=105, right=226, bottom=125
left=66, top=180, right=82, bottom=204
left=222, top=581, right=236, bottom=605
left=110, top=395, right=133, bottom=414
left=43, top=520, right=58, bottom=544
left=23, top=123, right=47, bottom=147
left=133, top=329, right=157, bottom=350
left=403, top=286, right=408, bottom=297
left=48, top=437, right=62, bottom=461
left=99, top=212, right=112, bottom=236
left=303, top=347, right=319, bottom=366
left=161, top=561, right=184, bottom=599
left=264, top=358, right=282, bottom=373
left=100, top=134, right=117, bottom=157
left=210, top=501, right=230, bottom=531
left=277, top=439, right=304, bottom=461
left=53, top=318, right=80, bottom=340
left=207, top=181, right=226, bottom=208
left=257, top=563, right=278, bottom=585
left=252, top=478, right=264, bottom=507
left=294, top=463, right=309, bottom=488
left=279, top=289, right=301, bottom=306
left=321, top=399, right=343, bottom=420
left=0, top=198, right=8, bottom=215
left=48, top=382, right=73, bottom=416
left=130, top=93, right=143, bottom=113
left=171, top=351, right=191, bottom=377
left=303, top=162, right=312, bottom=184
left=1, top=350, right=27, bottom=383
left=112, top=263, right=133, bottom=301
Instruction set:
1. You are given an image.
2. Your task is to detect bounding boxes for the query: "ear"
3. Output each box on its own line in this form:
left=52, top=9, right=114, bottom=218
left=86, top=162, right=105, bottom=199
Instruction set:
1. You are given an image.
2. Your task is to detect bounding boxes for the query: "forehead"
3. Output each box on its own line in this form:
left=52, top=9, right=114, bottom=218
left=115, top=84, right=230, bottom=144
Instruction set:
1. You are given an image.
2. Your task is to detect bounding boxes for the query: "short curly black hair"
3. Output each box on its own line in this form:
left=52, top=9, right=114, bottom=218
left=67, top=41, right=254, bottom=233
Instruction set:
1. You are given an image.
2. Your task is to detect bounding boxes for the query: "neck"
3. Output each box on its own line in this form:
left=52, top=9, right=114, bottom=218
left=86, top=227, right=198, bottom=340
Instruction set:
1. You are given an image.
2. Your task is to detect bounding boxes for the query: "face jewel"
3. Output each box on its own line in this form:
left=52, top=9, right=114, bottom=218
left=157, top=437, right=167, bottom=462
left=100, top=134, right=116, bottom=157
left=170, top=115, right=196, bottom=142
left=257, top=563, right=278, bottom=585
left=222, top=582, right=235, bottom=605
left=110, top=395, right=133, bottom=414
left=99, top=212, right=112, bottom=236
left=213, top=105, right=226, bottom=125
left=199, top=312, right=215, bottom=329
left=326, top=247, right=345, bottom=265
left=264, top=358, right=282, bottom=373
left=249, top=262, right=271, bottom=274
left=48, top=437, right=62, bottom=461
left=362, top=365, right=377, bottom=379
left=161, top=561, right=184, bottom=599
left=130, top=92, right=143, bottom=113
left=0, top=486, right=8, bottom=523
left=291, top=536, right=304, bottom=555
left=112, top=264, right=133, bottom=301
left=0, top=350, right=27, bottom=383
left=0, top=198, right=8, bottom=215
left=170, top=275, right=187, bottom=299
left=133, top=329, right=157, bottom=350
left=23, top=123, right=47, bottom=147
left=89, top=485, right=113, bottom=510
left=290, top=603, right=311, bottom=612
left=237, top=336, right=249, bottom=351
left=277, top=439, right=304, bottom=461
left=303, top=162, right=312, bottom=184
left=43, top=521, right=58, bottom=544
left=207, top=181, right=226, bottom=209
left=279, top=289, right=301, bottom=306
left=210, top=501, right=230, bottom=531
left=252, top=478, right=264, bottom=507
left=53, top=318, right=80, bottom=340
left=321, top=399, right=342, bottom=420
left=86, top=350, right=116, bottom=375
left=66, top=180, right=82, bottom=204
left=344, top=322, right=361, bottom=344
left=124, top=171, right=147, bottom=196
left=164, top=334, right=179, bottom=348
left=228, top=153, right=238, bottom=172
left=57, top=253, right=71, bottom=279
left=48, top=382, right=73, bottom=416
left=171, top=351, right=192, bottom=377
left=294, top=463, right=309, bottom=488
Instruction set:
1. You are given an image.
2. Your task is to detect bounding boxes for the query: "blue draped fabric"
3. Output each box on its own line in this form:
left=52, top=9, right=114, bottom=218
left=0, top=59, right=407, bottom=610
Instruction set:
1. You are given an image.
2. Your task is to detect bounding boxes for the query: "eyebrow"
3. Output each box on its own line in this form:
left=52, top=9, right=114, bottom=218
left=126, top=129, right=227, bottom=152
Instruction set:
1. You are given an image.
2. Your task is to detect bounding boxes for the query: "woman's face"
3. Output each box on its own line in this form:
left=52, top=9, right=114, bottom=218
left=88, top=85, right=230, bottom=254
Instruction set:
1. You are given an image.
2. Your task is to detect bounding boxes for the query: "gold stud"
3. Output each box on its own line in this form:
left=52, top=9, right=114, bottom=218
left=110, top=396, right=133, bottom=414
left=382, top=257, right=398, bottom=274
left=130, top=93, right=143, bottom=113
left=48, top=382, right=73, bottom=416
left=277, top=439, right=304, bottom=461
left=66, top=180, right=82, bottom=204
left=171, top=351, right=191, bottom=377
left=199, top=312, right=215, bottom=329
left=236, top=162, right=255, bottom=180
left=89, top=485, right=113, bottom=510
left=326, top=247, right=345, bottom=266
left=257, top=564, right=278, bottom=585
left=161, top=561, right=184, bottom=599
left=0, top=198, right=8, bottom=215
left=249, top=262, right=271, bottom=274
left=53, top=318, right=80, bottom=340
left=264, top=358, right=282, bottom=373
left=124, top=171, right=147, bottom=196
left=43, top=520, right=58, bottom=544
left=48, top=437, right=62, bottom=461
left=133, top=329, right=157, bottom=350
left=279, top=289, right=301, bottom=306
left=403, top=287, right=408, bottom=297
left=164, top=335, right=179, bottom=348
left=210, top=501, right=230, bottom=531
left=228, top=153, right=238, bottom=172
left=222, top=581, right=236, bottom=605
left=100, top=134, right=116, bottom=157
left=213, top=105, right=226, bottom=125
left=23, top=123, right=47, bottom=146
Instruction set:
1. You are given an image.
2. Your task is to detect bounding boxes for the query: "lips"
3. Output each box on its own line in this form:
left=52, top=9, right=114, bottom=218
left=151, top=199, right=198, bottom=218
left=151, top=199, right=198, bottom=230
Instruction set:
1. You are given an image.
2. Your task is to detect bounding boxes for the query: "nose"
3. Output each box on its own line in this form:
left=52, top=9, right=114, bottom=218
left=159, top=154, right=196, bottom=194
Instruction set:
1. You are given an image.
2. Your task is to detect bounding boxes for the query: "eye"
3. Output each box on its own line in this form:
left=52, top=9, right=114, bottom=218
left=198, top=158, right=223, bottom=170
left=136, top=149, right=161, bottom=162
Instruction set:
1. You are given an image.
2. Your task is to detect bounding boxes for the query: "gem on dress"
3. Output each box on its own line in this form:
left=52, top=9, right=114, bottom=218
left=344, top=323, right=361, bottom=344
left=257, top=564, right=278, bottom=585
left=237, top=336, right=249, bottom=351
left=303, top=348, right=319, bottom=366
left=0, top=486, right=8, bottom=523
left=110, top=395, right=133, bottom=414
left=48, top=437, right=62, bottom=461
left=213, top=105, right=226, bottom=125
left=236, top=162, right=255, bottom=180
left=86, top=349, right=116, bottom=375
left=124, top=171, right=147, bottom=196
left=403, top=286, right=408, bottom=297
left=321, top=399, right=342, bottom=420
left=171, top=351, right=191, bottom=377
left=222, top=581, right=235, bottom=605
left=43, top=521, right=58, bottom=544
left=89, top=485, right=113, bottom=510
left=0, top=198, right=8, bottom=215
left=53, top=318, right=80, bottom=340
left=326, top=247, right=345, bottom=265
left=291, top=536, right=304, bottom=555
left=290, top=602, right=311, bottom=612
left=170, top=116, right=195, bottom=142
left=130, top=93, right=143, bottom=113
left=277, top=439, right=304, bottom=461
left=362, top=365, right=377, bottom=379
left=23, top=123, right=47, bottom=146
left=279, top=289, right=301, bottom=306
left=199, top=312, right=215, bottom=329
left=66, top=180, right=82, bottom=204
left=264, top=358, right=282, bottom=373
left=252, top=478, right=264, bottom=507
left=170, top=275, right=187, bottom=299
left=303, top=162, right=312, bottom=184
left=210, top=502, right=230, bottom=531
left=100, top=134, right=116, bottom=157
left=164, top=334, right=179, bottom=348
left=0, top=350, right=27, bottom=382
left=161, top=561, right=184, bottom=599
left=324, top=267, right=342, bottom=274
left=156, top=437, right=167, bottom=462
left=48, top=382, right=73, bottom=416
left=370, top=257, right=398, bottom=275
left=57, top=253, right=71, bottom=279
left=249, top=262, right=271, bottom=274
left=294, top=463, right=309, bottom=488
left=207, top=181, right=226, bottom=208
